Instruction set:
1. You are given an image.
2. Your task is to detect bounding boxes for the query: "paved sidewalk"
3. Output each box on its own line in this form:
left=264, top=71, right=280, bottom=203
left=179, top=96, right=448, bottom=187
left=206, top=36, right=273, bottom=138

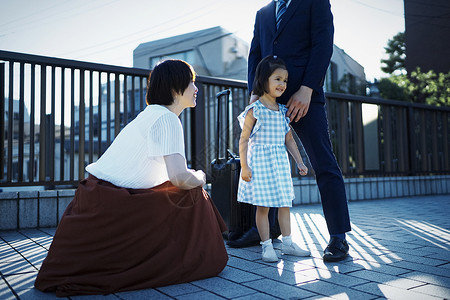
left=1, top=195, right=449, bottom=299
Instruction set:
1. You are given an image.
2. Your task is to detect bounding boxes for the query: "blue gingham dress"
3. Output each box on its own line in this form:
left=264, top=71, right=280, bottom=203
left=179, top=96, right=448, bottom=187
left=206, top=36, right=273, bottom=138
left=237, top=101, right=295, bottom=207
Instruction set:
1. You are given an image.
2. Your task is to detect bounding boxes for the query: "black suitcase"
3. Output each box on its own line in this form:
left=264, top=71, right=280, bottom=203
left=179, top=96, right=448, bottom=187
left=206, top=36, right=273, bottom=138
left=210, top=89, right=253, bottom=239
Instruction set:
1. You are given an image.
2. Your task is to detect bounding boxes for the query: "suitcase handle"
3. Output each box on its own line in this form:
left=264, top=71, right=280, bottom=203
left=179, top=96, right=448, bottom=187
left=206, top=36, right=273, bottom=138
left=227, top=149, right=238, bottom=160
left=216, top=89, right=231, bottom=98
left=215, top=89, right=231, bottom=163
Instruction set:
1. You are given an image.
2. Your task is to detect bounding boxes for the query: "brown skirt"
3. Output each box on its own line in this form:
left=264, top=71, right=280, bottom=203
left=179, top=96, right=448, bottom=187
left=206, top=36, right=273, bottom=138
left=34, top=175, right=228, bottom=297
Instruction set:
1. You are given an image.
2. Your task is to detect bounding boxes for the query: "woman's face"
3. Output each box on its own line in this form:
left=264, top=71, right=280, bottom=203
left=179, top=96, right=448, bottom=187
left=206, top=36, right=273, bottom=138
left=178, top=80, right=198, bottom=108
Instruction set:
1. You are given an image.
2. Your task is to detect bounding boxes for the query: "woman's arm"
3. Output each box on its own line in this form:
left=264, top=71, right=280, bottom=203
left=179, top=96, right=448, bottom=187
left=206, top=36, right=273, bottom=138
left=285, top=130, right=308, bottom=176
left=239, top=109, right=257, bottom=182
left=164, top=153, right=206, bottom=190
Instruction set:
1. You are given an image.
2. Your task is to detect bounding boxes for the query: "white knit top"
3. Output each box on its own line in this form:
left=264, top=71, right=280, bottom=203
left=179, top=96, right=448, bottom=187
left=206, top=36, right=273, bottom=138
left=85, top=105, right=186, bottom=189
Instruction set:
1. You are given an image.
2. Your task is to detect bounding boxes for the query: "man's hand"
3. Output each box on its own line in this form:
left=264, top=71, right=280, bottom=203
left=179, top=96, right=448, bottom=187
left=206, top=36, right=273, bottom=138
left=286, top=86, right=313, bottom=122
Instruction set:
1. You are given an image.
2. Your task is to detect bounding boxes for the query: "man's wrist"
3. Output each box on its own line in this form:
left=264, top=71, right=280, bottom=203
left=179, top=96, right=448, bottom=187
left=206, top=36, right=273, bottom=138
left=300, top=85, right=313, bottom=94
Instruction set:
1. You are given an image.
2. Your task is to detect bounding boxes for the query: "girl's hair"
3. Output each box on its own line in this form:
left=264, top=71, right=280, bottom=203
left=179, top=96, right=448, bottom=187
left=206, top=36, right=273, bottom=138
left=146, top=59, right=196, bottom=105
left=252, top=55, right=287, bottom=97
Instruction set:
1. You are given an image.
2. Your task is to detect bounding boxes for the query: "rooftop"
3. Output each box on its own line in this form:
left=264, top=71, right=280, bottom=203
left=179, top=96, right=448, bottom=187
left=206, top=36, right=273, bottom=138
left=1, top=195, right=449, bottom=299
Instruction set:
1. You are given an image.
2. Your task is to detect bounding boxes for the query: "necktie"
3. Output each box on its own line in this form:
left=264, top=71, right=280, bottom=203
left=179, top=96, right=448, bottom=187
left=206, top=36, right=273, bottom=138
left=276, top=0, right=287, bottom=30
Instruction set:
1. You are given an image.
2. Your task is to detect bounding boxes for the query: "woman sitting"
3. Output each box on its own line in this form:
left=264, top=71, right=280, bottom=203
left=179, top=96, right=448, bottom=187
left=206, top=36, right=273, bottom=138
left=34, top=59, right=228, bottom=297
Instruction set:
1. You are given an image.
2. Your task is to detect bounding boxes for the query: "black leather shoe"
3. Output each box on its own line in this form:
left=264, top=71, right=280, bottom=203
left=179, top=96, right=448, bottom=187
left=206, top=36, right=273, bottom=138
left=226, top=228, right=260, bottom=248
left=270, top=224, right=281, bottom=240
left=323, top=237, right=349, bottom=262
left=227, top=230, right=243, bottom=241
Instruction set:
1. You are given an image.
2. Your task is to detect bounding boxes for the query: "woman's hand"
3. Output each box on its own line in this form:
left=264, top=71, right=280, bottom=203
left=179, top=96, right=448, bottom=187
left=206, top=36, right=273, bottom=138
left=297, top=162, right=308, bottom=176
left=241, top=166, right=252, bottom=182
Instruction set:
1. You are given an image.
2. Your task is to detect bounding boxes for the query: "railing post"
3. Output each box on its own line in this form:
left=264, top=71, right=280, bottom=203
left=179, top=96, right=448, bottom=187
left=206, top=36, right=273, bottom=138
left=0, top=63, right=5, bottom=180
left=60, top=68, right=65, bottom=181
left=39, top=65, right=47, bottom=182
left=78, top=69, right=86, bottom=181
left=192, top=81, right=206, bottom=171
left=70, top=68, right=75, bottom=181
left=431, top=111, right=439, bottom=171
left=396, top=107, right=407, bottom=173
left=106, top=73, right=111, bottom=145
left=338, top=101, right=349, bottom=174
left=30, top=64, right=36, bottom=182
left=88, top=70, right=94, bottom=164
left=407, top=105, right=417, bottom=175
left=354, top=102, right=364, bottom=173
left=419, top=110, right=427, bottom=172
left=382, top=105, right=393, bottom=173
left=97, top=72, right=103, bottom=156
left=114, top=73, right=120, bottom=137
left=443, top=111, right=449, bottom=170
left=18, top=63, right=25, bottom=182
left=45, top=114, right=53, bottom=182
left=49, top=66, right=56, bottom=182
left=7, top=62, right=14, bottom=181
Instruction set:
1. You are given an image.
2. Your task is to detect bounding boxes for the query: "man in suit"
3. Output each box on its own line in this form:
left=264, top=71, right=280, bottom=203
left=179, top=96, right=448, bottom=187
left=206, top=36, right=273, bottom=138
left=229, top=0, right=351, bottom=262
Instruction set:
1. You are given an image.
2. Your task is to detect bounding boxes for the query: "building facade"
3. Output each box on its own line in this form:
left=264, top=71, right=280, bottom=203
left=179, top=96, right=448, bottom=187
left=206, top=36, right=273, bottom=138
left=134, top=27, right=249, bottom=81
left=404, top=0, right=450, bottom=74
left=134, top=27, right=366, bottom=95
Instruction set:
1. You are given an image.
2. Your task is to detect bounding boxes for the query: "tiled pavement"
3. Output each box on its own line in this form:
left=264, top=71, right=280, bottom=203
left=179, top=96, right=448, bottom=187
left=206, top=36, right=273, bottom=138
left=1, top=195, right=449, bottom=299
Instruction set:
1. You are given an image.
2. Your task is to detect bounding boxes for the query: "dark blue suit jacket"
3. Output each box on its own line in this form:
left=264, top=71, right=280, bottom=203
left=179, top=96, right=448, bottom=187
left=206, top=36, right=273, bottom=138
left=248, top=0, right=334, bottom=104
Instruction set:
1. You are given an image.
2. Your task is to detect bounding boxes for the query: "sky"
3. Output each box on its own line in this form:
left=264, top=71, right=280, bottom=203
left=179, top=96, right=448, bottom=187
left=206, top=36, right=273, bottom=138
left=0, top=0, right=405, bottom=81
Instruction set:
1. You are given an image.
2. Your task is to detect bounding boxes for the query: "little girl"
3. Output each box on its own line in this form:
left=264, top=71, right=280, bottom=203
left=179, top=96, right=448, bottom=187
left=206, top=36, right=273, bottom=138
left=237, top=55, right=310, bottom=262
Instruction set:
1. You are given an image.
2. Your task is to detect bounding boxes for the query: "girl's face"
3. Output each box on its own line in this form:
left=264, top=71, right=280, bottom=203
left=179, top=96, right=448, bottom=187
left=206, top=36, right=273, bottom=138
left=267, top=68, right=288, bottom=98
left=177, top=80, right=198, bottom=108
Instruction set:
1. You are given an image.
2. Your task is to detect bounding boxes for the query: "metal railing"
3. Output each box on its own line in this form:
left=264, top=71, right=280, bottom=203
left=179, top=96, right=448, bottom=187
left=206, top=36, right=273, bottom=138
left=326, top=93, right=450, bottom=176
left=1, top=50, right=449, bottom=188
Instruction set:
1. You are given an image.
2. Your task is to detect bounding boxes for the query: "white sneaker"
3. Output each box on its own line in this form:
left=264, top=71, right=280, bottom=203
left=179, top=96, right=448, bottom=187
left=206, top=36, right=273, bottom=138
left=261, top=243, right=279, bottom=262
left=282, top=242, right=310, bottom=257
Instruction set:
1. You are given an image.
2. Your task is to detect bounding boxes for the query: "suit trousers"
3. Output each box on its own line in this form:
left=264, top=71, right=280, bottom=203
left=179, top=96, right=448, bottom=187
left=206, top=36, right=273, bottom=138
left=290, top=102, right=351, bottom=235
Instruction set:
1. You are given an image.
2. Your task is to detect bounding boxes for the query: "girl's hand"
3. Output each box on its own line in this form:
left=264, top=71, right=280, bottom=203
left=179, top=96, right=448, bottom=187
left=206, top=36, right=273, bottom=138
left=241, top=167, right=252, bottom=182
left=297, top=162, right=308, bottom=176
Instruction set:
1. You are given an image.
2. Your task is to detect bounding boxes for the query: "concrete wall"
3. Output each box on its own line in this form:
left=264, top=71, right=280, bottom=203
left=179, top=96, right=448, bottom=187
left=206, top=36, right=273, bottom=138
left=0, top=189, right=75, bottom=230
left=292, top=175, right=450, bottom=205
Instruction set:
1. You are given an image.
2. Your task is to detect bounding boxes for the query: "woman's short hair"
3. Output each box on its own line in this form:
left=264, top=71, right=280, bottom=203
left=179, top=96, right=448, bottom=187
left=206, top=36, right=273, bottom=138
left=146, top=59, right=196, bottom=105
left=252, top=55, right=287, bottom=97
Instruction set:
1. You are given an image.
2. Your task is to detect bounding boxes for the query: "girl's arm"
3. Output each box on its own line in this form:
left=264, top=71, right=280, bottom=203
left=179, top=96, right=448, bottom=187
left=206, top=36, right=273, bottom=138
left=285, top=130, right=308, bottom=176
left=164, top=153, right=206, bottom=189
left=239, top=109, right=257, bottom=182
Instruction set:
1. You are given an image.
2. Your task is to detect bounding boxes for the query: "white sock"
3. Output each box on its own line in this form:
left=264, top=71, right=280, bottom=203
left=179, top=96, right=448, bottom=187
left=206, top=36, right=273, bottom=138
left=282, top=235, right=292, bottom=246
left=261, top=239, right=272, bottom=248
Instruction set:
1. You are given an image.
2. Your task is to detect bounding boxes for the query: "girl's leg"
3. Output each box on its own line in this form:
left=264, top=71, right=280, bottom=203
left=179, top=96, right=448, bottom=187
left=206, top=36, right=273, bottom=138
left=256, top=206, right=270, bottom=242
left=278, top=207, right=291, bottom=237
left=256, top=206, right=278, bottom=262
left=278, top=207, right=310, bottom=257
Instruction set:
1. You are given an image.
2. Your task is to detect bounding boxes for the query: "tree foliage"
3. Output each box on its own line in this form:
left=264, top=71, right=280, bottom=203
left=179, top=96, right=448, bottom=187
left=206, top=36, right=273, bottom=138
left=378, top=77, right=409, bottom=101
left=378, top=68, right=450, bottom=106
left=377, top=32, right=450, bottom=106
left=409, top=68, right=450, bottom=106
left=380, top=32, right=406, bottom=74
